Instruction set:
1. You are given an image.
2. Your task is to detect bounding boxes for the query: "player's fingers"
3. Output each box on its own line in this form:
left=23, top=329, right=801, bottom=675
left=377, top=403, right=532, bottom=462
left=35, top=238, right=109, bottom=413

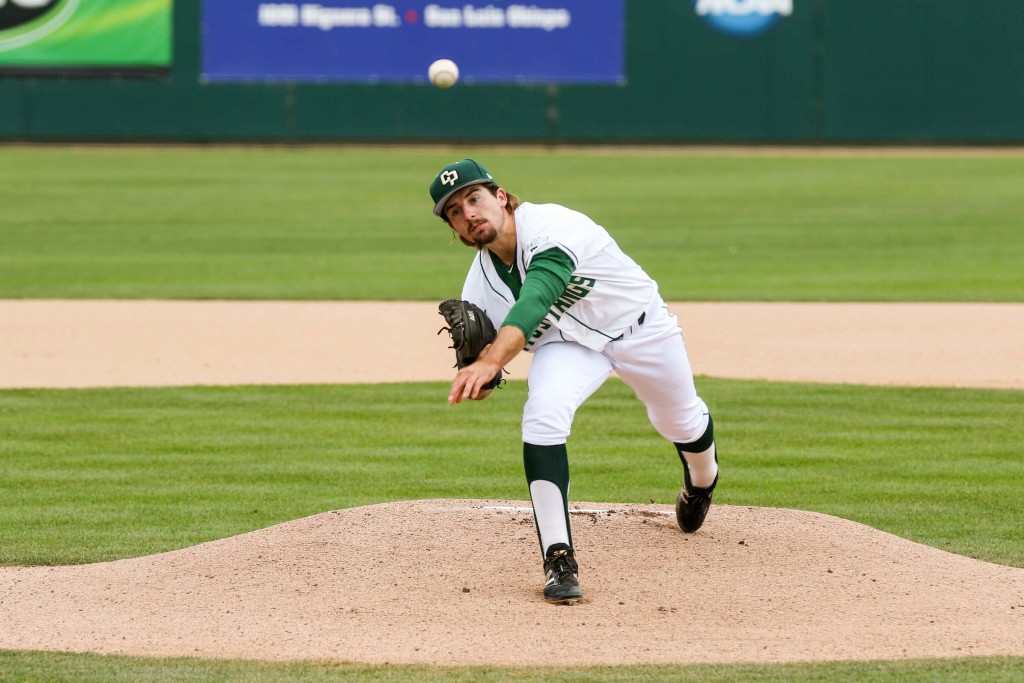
left=449, top=374, right=467, bottom=405
left=450, top=367, right=481, bottom=404
left=462, top=374, right=479, bottom=400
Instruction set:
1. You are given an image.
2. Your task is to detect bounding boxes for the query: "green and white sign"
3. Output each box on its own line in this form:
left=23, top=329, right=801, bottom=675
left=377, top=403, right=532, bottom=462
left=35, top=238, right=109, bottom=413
left=0, top=0, right=172, bottom=67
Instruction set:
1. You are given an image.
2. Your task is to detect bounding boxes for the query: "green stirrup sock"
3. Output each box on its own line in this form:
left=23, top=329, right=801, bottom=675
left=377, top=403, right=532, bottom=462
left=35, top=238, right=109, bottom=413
left=523, top=442, right=572, bottom=554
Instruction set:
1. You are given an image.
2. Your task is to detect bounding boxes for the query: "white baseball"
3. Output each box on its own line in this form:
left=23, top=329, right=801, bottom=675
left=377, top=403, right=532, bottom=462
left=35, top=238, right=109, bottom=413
left=428, top=59, right=459, bottom=89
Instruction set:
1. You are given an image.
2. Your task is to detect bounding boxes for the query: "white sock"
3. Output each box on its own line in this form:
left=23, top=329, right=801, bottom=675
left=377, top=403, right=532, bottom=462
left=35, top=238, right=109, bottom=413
left=682, top=442, right=717, bottom=489
left=529, top=479, right=570, bottom=556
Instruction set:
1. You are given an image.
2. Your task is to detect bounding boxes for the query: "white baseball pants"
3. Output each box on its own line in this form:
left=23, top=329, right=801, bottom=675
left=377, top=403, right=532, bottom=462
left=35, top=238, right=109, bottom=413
left=522, top=299, right=710, bottom=446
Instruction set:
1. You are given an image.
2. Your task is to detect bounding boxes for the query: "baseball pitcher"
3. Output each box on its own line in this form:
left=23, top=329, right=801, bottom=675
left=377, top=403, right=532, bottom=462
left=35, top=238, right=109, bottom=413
left=432, top=159, right=718, bottom=604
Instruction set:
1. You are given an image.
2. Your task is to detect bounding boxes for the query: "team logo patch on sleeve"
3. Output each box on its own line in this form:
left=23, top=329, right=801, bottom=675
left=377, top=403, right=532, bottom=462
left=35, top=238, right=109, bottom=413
left=526, top=236, right=550, bottom=253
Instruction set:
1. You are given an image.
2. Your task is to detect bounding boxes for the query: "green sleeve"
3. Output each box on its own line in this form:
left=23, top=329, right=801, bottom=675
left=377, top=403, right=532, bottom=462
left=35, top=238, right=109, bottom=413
left=503, top=248, right=575, bottom=337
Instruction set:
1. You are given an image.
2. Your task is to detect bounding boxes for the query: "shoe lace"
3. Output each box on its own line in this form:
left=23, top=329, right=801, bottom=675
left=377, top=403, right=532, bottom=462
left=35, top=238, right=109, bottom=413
left=545, top=549, right=578, bottom=579
left=681, top=486, right=712, bottom=504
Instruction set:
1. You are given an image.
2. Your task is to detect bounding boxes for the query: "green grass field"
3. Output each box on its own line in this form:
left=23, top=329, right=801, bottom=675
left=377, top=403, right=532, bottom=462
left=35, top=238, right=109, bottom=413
left=2, top=651, right=1024, bottom=683
left=2, top=380, right=1022, bottom=567
left=2, top=146, right=1022, bottom=682
left=1, top=146, right=1022, bottom=301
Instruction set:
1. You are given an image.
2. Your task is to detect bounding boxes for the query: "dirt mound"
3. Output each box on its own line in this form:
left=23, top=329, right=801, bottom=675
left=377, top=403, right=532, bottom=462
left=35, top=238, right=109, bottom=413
left=2, top=499, right=1022, bottom=665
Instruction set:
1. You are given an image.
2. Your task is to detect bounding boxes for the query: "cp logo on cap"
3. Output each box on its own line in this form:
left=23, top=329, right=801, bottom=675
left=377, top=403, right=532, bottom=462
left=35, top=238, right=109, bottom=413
left=440, top=170, right=459, bottom=186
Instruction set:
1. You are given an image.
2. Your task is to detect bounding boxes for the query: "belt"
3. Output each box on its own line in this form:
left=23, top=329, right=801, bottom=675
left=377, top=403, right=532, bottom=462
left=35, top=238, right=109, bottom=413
left=612, top=311, right=646, bottom=342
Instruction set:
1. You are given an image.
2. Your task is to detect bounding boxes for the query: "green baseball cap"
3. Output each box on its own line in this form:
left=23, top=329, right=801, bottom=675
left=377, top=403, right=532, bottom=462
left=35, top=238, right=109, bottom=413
left=429, top=158, right=496, bottom=217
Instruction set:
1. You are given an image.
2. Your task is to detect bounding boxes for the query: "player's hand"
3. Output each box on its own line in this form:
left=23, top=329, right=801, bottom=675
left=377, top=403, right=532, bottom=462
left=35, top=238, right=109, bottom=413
left=447, top=327, right=525, bottom=405
left=449, top=345, right=500, bottom=404
left=448, top=357, right=501, bottom=404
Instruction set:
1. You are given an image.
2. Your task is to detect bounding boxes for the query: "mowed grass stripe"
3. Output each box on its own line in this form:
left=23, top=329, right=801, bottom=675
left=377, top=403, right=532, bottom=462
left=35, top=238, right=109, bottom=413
left=2, top=650, right=1024, bottom=683
left=1, top=379, right=1021, bottom=566
left=1, top=147, right=1022, bottom=301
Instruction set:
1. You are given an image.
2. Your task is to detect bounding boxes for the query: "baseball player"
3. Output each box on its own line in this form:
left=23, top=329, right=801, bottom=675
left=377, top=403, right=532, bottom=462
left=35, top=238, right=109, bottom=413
left=430, top=159, right=718, bottom=604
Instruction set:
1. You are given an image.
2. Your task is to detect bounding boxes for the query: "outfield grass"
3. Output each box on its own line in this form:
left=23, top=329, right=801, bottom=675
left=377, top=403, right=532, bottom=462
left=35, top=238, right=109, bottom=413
left=2, top=650, right=1024, bottom=683
left=2, top=378, right=1021, bottom=567
left=1, top=146, right=1022, bottom=301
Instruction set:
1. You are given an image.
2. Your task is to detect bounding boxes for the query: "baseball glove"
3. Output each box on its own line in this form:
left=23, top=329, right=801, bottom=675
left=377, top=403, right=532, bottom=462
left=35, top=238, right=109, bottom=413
left=437, top=299, right=504, bottom=390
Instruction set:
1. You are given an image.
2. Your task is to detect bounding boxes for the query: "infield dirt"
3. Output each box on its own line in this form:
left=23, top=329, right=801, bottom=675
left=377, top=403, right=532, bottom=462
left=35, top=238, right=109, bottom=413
left=2, top=300, right=1021, bottom=390
left=2, top=500, right=1024, bottom=665
left=1, top=300, right=1022, bottom=665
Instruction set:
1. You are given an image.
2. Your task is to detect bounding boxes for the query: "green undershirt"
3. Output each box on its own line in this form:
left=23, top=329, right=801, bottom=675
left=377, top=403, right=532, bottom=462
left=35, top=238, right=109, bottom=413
left=489, top=247, right=575, bottom=338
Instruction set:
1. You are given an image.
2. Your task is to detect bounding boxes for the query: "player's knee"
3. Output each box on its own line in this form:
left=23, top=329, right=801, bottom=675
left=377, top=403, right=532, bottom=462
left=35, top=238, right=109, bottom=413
left=675, top=413, right=714, bottom=454
left=648, top=400, right=710, bottom=444
left=522, top=396, right=574, bottom=445
left=522, top=416, right=571, bottom=445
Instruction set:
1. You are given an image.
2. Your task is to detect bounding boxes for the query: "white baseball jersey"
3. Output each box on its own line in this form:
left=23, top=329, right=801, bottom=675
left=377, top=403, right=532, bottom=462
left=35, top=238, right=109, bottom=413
left=461, top=202, right=657, bottom=352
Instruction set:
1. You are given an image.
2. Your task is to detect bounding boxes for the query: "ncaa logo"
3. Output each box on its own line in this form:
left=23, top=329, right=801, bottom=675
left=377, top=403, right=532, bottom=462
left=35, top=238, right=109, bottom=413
left=0, top=0, right=79, bottom=52
left=695, top=0, right=792, bottom=38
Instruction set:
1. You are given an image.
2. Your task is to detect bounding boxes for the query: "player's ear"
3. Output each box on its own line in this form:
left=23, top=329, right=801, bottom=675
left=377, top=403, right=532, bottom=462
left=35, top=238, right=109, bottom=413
left=496, top=187, right=508, bottom=208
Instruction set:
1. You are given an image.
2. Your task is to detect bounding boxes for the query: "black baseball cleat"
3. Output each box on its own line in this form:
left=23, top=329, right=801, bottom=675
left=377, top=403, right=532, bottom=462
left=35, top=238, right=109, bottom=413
left=676, top=470, right=717, bottom=533
left=543, top=543, right=582, bottom=604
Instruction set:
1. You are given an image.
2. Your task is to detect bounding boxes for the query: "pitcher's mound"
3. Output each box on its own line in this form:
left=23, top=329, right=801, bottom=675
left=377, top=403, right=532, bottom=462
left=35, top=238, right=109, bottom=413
left=2, top=499, right=1023, bottom=665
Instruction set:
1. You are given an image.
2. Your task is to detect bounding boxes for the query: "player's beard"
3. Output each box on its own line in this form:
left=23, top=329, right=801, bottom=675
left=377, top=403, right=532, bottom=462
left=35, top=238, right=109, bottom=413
left=469, top=222, right=497, bottom=247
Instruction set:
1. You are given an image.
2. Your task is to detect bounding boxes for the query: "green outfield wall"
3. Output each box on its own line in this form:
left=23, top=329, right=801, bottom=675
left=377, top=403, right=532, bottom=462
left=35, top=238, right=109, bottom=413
left=1, top=0, right=1021, bottom=143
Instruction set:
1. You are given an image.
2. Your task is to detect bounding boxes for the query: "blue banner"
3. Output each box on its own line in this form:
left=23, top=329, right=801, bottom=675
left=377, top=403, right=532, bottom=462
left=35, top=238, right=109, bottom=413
left=201, top=1, right=625, bottom=84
